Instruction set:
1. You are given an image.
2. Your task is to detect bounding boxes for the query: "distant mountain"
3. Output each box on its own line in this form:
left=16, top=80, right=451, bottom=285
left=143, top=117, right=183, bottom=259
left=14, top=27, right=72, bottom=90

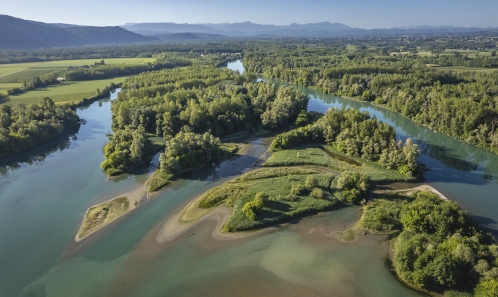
left=124, top=20, right=498, bottom=38
left=51, top=23, right=82, bottom=28
left=0, top=14, right=87, bottom=49
left=125, top=21, right=353, bottom=37
left=123, top=22, right=222, bottom=34
left=0, top=14, right=155, bottom=50
left=65, top=26, right=155, bottom=44
left=2, top=14, right=497, bottom=50
left=155, top=32, right=228, bottom=41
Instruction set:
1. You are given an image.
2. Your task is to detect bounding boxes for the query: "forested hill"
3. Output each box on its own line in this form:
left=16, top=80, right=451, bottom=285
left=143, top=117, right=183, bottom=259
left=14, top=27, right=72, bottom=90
left=0, top=15, right=156, bottom=50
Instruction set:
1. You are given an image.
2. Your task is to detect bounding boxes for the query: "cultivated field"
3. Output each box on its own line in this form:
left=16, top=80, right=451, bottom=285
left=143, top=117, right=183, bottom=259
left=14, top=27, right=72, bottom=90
left=0, top=57, right=155, bottom=84
left=1, top=77, right=128, bottom=105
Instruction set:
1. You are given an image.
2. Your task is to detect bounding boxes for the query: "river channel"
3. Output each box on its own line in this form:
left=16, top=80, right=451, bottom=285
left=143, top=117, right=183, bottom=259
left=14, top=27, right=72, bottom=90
left=1, top=60, right=496, bottom=296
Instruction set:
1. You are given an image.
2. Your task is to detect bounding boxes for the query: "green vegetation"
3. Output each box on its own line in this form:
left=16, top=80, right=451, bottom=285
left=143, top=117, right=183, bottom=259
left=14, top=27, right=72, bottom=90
left=104, top=57, right=307, bottom=176
left=77, top=197, right=130, bottom=240
left=0, top=97, right=79, bottom=157
left=331, top=171, right=374, bottom=204
left=2, top=78, right=127, bottom=105
left=159, top=131, right=226, bottom=174
left=197, top=168, right=337, bottom=232
left=359, top=191, right=498, bottom=296
left=244, top=39, right=498, bottom=155
left=147, top=170, right=174, bottom=192
left=270, top=107, right=423, bottom=177
left=264, top=145, right=414, bottom=183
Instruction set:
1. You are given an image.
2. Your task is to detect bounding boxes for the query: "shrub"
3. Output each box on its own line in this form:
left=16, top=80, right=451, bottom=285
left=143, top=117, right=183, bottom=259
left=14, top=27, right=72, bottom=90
left=310, top=188, right=324, bottom=199
left=290, top=183, right=306, bottom=196
left=243, top=202, right=256, bottom=220
left=305, top=175, right=319, bottom=189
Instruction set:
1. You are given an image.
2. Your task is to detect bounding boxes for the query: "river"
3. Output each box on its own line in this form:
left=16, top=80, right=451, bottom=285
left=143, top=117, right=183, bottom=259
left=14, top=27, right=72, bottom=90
left=0, top=60, right=495, bottom=296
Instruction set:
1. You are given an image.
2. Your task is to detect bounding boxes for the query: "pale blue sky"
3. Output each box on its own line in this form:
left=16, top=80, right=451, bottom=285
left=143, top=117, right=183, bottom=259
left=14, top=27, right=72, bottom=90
left=2, top=0, right=497, bottom=28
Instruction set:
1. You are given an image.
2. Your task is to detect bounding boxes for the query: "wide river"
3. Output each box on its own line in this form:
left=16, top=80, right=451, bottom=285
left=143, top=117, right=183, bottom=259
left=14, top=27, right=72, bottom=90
left=1, top=60, right=497, bottom=296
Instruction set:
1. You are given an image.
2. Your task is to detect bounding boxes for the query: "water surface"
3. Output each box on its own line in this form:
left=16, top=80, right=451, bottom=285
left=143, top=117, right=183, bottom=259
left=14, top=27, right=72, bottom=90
left=3, top=61, right=495, bottom=297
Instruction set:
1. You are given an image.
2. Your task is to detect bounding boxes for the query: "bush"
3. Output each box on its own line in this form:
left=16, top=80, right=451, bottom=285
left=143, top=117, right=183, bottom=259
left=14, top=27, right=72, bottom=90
left=305, top=175, right=319, bottom=189
left=106, top=168, right=123, bottom=176
left=310, top=188, right=324, bottom=199
left=290, top=183, right=306, bottom=196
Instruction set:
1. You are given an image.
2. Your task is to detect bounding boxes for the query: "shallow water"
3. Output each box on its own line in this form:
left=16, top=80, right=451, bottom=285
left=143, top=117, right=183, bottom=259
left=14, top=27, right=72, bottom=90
left=2, top=60, right=496, bottom=296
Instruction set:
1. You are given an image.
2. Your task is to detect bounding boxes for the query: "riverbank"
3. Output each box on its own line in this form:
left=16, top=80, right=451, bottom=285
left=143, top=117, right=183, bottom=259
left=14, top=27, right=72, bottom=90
left=75, top=136, right=271, bottom=242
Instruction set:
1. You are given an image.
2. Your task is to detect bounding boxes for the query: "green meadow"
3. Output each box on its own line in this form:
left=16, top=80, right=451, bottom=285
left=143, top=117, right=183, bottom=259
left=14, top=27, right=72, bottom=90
left=263, top=144, right=414, bottom=183
left=0, top=57, right=154, bottom=84
left=1, top=77, right=128, bottom=105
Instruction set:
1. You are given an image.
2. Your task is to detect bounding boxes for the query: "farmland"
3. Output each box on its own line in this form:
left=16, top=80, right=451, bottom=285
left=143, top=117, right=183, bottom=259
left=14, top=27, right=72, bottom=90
left=0, top=57, right=154, bottom=84
left=1, top=77, right=127, bottom=105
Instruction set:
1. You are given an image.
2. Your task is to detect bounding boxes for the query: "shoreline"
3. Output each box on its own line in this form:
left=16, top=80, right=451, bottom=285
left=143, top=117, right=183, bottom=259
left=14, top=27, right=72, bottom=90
left=75, top=173, right=153, bottom=242
left=155, top=182, right=452, bottom=245
left=374, top=183, right=449, bottom=201
left=75, top=137, right=271, bottom=243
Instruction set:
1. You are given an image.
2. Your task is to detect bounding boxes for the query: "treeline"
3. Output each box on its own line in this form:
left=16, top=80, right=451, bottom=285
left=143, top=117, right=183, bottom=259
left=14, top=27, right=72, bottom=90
left=244, top=42, right=498, bottom=155
left=102, top=64, right=307, bottom=174
left=0, top=97, right=79, bottom=157
left=6, top=72, right=60, bottom=96
left=0, top=42, right=244, bottom=64
left=271, top=108, right=421, bottom=176
left=64, top=52, right=236, bottom=81
left=363, top=191, right=498, bottom=295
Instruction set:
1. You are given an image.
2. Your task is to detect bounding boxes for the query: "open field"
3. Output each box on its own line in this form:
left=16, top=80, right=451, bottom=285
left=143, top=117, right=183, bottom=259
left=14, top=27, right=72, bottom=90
left=0, top=58, right=154, bottom=84
left=1, top=77, right=128, bottom=105
left=0, top=82, right=22, bottom=94
left=195, top=167, right=338, bottom=232
left=263, top=144, right=414, bottom=183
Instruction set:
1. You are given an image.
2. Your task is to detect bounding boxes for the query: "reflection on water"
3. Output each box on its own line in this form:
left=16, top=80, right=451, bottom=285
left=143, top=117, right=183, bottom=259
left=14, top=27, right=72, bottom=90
left=0, top=126, right=79, bottom=175
left=3, top=62, right=498, bottom=297
left=263, top=75, right=498, bottom=232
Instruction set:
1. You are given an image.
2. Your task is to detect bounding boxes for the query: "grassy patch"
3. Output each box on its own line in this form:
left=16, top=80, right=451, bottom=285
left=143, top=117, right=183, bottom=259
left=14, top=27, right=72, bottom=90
left=233, top=167, right=321, bottom=182
left=195, top=168, right=338, bottom=232
left=263, top=144, right=413, bottom=183
left=78, top=197, right=129, bottom=239
left=220, top=143, right=239, bottom=158
left=2, top=77, right=127, bottom=105
left=147, top=170, right=173, bottom=192
left=0, top=58, right=154, bottom=83
left=359, top=193, right=411, bottom=233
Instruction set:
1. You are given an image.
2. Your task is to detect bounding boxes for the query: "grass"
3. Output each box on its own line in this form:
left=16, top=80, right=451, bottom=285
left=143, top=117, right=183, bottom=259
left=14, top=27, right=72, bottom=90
left=220, top=143, right=239, bottom=157
left=147, top=170, right=173, bottom=192
left=359, top=193, right=411, bottom=233
left=0, top=82, right=21, bottom=95
left=1, top=77, right=127, bottom=105
left=263, top=143, right=414, bottom=183
left=0, top=58, right=155, bottom=83
left=77, top=197, right=129, bottom=239
left=195, top=168, right=338, bottom=232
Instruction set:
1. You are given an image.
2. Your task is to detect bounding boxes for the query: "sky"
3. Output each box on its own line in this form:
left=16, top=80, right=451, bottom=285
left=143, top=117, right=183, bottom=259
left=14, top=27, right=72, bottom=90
left=1, top=0, right=497, bottom=29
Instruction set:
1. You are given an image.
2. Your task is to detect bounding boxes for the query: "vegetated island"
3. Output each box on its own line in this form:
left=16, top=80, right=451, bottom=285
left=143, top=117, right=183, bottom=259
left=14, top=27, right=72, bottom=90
left=158, top=107, right=498, bottom=297
left=77, top=59, right=309, bottom=241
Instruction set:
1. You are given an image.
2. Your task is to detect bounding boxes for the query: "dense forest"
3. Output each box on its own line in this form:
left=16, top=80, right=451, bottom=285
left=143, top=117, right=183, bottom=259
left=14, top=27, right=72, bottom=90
left=0, top=97, right=79, bottom=157
left=363, top=191, right=498, bottom=295
left=244, top=42, right=498, bottom=155
left=101, top=62, right=307, bottom=175
left=271, top=108, right=422, bottom=177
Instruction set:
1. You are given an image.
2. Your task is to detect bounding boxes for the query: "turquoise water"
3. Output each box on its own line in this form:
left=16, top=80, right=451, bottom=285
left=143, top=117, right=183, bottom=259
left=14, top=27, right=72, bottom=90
left=3, top=60, right=495, bottom=296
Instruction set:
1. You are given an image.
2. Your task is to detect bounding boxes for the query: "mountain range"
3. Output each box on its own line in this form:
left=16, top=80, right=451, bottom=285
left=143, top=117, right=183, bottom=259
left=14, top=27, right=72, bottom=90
left=1, top=14, right=497, bottom=50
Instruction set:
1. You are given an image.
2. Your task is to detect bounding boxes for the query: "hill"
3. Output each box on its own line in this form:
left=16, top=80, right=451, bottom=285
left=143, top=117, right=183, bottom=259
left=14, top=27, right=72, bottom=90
left=155, top=32, right=228, bottom=41
left=64, top=26, right=156, bottom=44
left=0, top=15, right=154, bottom=50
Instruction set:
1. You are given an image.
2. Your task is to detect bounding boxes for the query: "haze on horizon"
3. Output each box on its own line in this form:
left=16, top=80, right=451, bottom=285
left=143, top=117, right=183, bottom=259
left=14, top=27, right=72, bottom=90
left=2, top=0, right=497, bottom=29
